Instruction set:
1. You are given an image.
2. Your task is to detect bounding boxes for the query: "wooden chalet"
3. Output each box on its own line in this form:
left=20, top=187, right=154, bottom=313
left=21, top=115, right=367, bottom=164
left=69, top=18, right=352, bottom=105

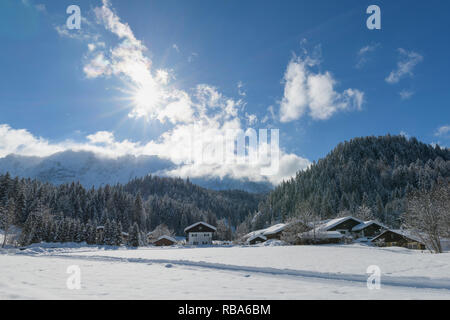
left=319, top=216, right=363, bottom=235
left=247, top=234, right=267, bottom=245
left=351, top=220, right=388, bottom=240
left=371, top=230, right=426, bottom=250
left=153, top=235, right=177, bottom=246
left=184, top=221, right=216, bottom=245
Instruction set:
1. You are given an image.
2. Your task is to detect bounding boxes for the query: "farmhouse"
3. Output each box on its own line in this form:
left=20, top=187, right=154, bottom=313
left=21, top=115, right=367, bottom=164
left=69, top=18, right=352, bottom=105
left=184, top=221, right=216, bottom=245
left=351, top=220, right=387, bottom=240
left=298, top=230, right=344, bottom=245
left=371, top=230, right=426, bottom=250
left=153, top=235, right=177, bottom=246
left=317, top=216, right=363, bottom=235
left=244, top=223, right=287, bottom=242
left=247, top=234, right=267, bottom=245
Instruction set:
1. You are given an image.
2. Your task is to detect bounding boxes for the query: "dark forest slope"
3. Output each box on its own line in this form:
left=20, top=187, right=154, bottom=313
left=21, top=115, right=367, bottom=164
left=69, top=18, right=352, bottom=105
left=256, top=135, right=450, bottom=227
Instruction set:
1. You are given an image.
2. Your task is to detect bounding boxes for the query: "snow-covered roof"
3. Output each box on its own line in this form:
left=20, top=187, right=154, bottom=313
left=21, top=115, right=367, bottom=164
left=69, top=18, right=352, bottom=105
left=96, top=226, right=104, bottom=230
left=155, top=235, right=177, bottom=243
left=318, top=216, right=363, bottom=231
left=371, top=229, right=424, bottom=244
left=247, top=234, right=267, bottom=242
left=244, top=223, right=287, bottom=239
left=121, top=232, right=129, bottom=236
left=352, top=220, right=387, bottom=232
left=184, top=221, right=217, bottom=233
left=299, top=230, right=344, bottom=240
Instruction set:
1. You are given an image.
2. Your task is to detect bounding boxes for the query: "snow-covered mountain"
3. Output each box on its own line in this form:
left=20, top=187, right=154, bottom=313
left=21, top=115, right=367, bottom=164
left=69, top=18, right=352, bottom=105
left=0, top=151, right=272, bottom=193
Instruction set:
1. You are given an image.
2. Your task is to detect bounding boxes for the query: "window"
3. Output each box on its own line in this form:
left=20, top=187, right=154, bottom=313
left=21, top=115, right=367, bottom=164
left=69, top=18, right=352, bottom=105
left=193, top=242, right=198, bottom=245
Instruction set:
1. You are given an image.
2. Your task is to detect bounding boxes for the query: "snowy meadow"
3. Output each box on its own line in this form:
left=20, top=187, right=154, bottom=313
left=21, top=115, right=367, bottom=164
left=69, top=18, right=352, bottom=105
left=1, top=243, right=450, bottom=300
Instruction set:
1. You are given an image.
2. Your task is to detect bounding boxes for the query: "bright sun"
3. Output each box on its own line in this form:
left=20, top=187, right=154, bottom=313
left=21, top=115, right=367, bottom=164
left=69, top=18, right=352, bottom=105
left=132, top=82, right=162, bottom=114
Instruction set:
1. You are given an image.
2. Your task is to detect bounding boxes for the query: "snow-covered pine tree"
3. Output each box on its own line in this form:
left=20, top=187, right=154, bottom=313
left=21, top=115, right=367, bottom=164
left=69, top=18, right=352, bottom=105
left=128, top=223, right=140, bottom=247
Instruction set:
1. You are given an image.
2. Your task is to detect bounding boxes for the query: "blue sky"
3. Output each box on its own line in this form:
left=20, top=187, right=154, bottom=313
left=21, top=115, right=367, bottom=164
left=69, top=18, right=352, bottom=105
left=0, top=0, right=449, bottom=184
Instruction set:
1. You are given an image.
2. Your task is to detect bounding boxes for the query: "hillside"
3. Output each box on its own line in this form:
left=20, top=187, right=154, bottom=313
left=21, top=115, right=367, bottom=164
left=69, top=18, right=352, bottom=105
left=256, top=135, right=450, bottom=228
left=0, top=172, right=263, bottom=241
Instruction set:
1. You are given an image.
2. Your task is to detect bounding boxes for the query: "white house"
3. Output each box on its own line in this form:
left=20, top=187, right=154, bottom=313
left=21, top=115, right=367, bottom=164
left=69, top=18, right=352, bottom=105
left=184, top=221, right=217, bottom=245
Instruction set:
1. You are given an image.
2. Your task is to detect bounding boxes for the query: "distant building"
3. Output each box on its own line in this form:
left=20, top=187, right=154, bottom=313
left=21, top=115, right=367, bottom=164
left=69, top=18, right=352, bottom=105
left=184, top=222, right=216, bottom=245
left=351, top=220, right=388, bottom=241
left=371, top=230, right=426, bottom=250
left=244, top=223, right=287, bottom=242
left=247, top=234, right=267, bottom=245
left=317, top=216, right=363, bottom=236
left=298, top=230, right=344, bottom=245
left=153, top=235, right=177, bottom=246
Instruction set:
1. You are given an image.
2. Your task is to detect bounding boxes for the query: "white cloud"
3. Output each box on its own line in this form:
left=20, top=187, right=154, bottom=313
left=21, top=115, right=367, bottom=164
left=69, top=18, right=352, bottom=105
left=435, top=125, right=450, bottom=137
left=172, top=44, right=180, bottom=52
left=83, top=52, right=111, bottom=78
left=29, top=0, right=312, bottom=185
left=399, top=89, right=414, bottom=100
left=237, top=81, right=246, bottom=97
left=386, top=49, right=423, bottom=84
left=279, top=57, right=364, bottom=122
left=188, top=52, right=198, bottom=63
left=86, top=131, right=115, bottom=144
left=356, top=43, right=379, bottom=69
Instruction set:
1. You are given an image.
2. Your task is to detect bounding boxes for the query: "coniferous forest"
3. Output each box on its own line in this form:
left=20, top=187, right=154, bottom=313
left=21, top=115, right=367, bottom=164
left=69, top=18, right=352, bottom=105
left=1, top=135, right=449, bottom=246
left=0, top=173, right=263, bottom=246
left=256, top=135, right=450, bottom=228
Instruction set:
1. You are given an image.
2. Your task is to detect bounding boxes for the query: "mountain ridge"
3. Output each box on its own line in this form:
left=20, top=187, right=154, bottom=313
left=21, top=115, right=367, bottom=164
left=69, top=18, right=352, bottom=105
left=0, top=150, right=273, bottom=193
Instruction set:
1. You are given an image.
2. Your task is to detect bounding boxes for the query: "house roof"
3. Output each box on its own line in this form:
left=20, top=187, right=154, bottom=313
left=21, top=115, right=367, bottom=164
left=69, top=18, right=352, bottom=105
left=371, top=229, right=424, bottom=244
left=244, top=223, right=287, bottom=239
left=352, top=220, right=387, bottom=232
left=184, top=221, right=217, bottom=233
left=318, top=216, right=363, bottom=231
left=155, top=235, right=177, bottom=243
left=96, top=226, right=104, bottom=230
left=299, top=230, right=344, bottom=240
left=247, top=234, right=267, bottom=242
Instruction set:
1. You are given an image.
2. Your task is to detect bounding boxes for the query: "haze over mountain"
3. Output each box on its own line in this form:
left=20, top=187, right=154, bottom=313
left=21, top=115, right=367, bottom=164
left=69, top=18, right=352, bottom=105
left=0, top=151, right=273, bottom=193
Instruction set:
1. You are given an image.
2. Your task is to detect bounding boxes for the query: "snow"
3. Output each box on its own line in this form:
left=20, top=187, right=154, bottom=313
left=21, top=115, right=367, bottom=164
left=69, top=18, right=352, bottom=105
left=184, top=221, right=217, bottom=232
left=352, top=220, right=387, bottom=232
left=371, top=229, right=424, bottom=244
left=318, top=216, right=362, bottom=231
left=1, top=243, right=450, bottom=299
left=0, top=151, right=272, bottom=193
left=300, top=230, right=344, bottom=239
left=155, top=235, right=177, bottom=243
left=244, top=223, right=286, bottom=239
left=247, top=234, right=267, bottom=243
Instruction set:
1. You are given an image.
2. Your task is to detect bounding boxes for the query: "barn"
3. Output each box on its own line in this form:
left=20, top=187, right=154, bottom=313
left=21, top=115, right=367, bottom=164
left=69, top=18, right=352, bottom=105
left=352, top=220, right=388, bottom=240
left=319, top=216, right=363, bottom=235
left=153, top=235, right=177, bottom=246
left=184, top=221, right=216, bottom=245
left=247, top=234, right=267, bottom=245
left=371, top=230, right=426, bottom=250
left=298, top=230, right=345, bottom=245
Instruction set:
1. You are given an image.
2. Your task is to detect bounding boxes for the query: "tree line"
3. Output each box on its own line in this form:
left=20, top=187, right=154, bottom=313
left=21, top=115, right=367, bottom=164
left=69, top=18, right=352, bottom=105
left=0, top=173, right=262, bottom=247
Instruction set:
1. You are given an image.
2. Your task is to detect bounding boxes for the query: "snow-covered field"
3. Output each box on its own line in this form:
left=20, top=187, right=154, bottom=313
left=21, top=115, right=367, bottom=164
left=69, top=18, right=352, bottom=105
left=1, top=243, right=450, bottom=299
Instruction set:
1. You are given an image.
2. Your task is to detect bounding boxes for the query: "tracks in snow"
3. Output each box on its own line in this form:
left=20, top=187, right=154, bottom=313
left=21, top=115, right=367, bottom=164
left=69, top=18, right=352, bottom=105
left=25, top=252, right=450, bottom=291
